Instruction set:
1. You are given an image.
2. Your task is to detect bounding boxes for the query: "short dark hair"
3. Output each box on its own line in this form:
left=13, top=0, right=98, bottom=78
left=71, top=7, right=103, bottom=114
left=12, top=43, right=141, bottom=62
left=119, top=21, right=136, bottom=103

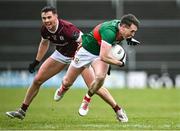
left=41, top=6, right=57, bottom=14
left=120, top=14, right=140, bottom=28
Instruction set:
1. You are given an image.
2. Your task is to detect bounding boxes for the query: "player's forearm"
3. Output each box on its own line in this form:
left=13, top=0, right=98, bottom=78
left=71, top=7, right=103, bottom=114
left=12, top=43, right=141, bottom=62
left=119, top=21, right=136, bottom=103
left=100, top=55, right=123, bottom=66
left=99, top=41, right=124, bottom=66
left=99, top=45, right=123, bottom=66
left=36, top=41, right=49, bottom=61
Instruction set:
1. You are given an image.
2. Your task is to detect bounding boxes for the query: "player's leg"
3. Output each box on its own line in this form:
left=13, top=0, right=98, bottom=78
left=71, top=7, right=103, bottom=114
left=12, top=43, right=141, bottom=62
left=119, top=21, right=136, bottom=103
left=23, top=57, right=66, bottom=105
left=54, top=63, right=85, bottom=101
left=81, top=67, right=128, bottom=122
left=81, top=67, right=117, bottom=107
left=54, top=47, right=91, bottom=101
left=78, top=60, right=108, bottom=116
left=6, top=57, right=66, bottom=120
left=88, top=58, right=109, bottom=96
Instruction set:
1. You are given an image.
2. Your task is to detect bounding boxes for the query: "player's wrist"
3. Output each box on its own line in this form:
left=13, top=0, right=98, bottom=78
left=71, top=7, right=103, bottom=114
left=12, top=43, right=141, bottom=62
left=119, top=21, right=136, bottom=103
left=32, top=59, right=40, bottom=66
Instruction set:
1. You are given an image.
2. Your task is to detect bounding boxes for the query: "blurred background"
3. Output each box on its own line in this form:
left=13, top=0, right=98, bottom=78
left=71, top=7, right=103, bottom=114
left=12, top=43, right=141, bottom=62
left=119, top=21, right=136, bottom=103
left=0, top=0, right=180, bottom=88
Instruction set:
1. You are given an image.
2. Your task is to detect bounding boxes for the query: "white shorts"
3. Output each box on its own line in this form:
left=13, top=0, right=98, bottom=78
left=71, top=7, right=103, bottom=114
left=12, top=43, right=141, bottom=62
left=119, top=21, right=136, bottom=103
left=70, top=47, right=99, bottom=68
left=50, top=50, right=72, bottom=64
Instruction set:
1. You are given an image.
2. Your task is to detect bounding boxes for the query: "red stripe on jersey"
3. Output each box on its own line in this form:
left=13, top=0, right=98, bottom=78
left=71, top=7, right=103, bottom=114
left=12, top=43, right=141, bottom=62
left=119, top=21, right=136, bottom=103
left=93, top=24, right=102, bottom=45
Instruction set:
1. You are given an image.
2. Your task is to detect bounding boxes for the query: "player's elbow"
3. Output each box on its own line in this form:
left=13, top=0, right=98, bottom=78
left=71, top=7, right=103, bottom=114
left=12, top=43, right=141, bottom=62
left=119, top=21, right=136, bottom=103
left=99, top=55, right=106, bottom=63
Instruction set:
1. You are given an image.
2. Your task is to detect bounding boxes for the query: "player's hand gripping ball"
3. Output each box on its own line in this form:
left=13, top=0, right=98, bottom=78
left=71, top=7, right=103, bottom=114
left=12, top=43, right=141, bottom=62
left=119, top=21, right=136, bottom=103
left=111, top=44, right=126, bottom=60
left=110, top=44, right=126, bottom=67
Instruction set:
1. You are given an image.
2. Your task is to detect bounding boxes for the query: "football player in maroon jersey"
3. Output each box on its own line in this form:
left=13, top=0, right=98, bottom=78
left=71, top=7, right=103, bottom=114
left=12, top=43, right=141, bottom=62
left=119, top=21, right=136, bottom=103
left=6, top=6, right=123, bottom=121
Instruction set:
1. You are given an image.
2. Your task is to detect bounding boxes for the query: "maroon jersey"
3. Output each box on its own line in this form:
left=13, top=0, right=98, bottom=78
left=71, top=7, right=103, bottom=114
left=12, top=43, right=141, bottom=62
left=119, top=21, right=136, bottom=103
left=41, top=19, right=80, bottom=57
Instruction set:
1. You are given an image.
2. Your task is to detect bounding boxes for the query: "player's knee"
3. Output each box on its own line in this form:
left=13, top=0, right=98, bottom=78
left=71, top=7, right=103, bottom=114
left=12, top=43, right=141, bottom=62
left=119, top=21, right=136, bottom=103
left=33, top=76, right=44, bottom=87
left=63, top=76, right=73, bottom=87
left=95, top=75, right=105, bottom=84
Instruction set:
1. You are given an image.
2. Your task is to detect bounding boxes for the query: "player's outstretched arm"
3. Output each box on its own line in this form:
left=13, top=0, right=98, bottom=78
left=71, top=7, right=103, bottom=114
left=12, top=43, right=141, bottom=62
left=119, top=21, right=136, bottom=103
left=28, top=38, right=50, bottom=73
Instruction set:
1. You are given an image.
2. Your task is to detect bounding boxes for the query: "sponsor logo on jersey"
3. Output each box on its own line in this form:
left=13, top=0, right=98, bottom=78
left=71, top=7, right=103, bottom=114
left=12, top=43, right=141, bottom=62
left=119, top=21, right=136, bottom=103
left=52, top=35, right=57, bottom=41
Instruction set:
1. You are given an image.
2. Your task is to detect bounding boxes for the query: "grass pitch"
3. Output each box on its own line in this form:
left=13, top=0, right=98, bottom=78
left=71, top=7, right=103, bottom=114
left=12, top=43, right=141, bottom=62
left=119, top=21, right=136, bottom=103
left=0, top=87, right=180, bottom=130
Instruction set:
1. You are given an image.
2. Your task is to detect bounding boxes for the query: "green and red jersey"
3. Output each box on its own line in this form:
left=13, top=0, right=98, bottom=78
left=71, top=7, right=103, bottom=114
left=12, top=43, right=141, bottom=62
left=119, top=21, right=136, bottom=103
left=82, top=20, right=121, bottom=55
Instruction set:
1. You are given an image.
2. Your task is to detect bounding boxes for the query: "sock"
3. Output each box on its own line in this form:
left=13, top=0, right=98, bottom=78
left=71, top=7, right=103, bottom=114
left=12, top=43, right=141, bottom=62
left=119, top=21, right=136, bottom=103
left=62, top=84, right=69, bottom=91
left=21, top=103, right=29, bottom=112
left=58, top=84, right=69, bottom=95
left=113, top=105, right=121, bottom=113
left=84, top=94, right=91, bottom=103
left=85, top=93, right=91, bottom=99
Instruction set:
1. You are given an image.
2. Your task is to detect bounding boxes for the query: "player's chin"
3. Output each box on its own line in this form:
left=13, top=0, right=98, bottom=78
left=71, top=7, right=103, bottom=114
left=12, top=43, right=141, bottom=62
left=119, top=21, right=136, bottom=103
left=124, top=36, right=131, bottom=39
left=44, top=24, right=52, bottom=29
left=46, top=26, right=53, bottom=30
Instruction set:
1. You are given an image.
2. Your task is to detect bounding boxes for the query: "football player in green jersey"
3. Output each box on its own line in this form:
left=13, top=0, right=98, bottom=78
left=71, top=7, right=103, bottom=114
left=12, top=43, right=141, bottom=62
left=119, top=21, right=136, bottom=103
left=54, top=14, right=140, bottom=122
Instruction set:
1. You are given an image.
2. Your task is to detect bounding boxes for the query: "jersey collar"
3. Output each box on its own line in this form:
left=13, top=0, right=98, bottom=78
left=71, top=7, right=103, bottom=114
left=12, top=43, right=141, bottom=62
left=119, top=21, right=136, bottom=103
left=47, top=19, right=59, bottom=34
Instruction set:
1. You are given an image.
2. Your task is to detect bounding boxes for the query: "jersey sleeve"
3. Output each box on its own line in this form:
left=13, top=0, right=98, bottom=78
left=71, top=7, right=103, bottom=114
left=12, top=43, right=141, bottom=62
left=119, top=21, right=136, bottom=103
left=100, top=29, right=116, bottom=45
left=68, top=25, right=81, bottom=41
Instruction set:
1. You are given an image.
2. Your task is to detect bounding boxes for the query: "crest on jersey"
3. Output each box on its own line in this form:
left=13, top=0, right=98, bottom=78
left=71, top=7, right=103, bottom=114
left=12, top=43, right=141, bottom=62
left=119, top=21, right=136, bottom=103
left=59, top=36, right=64, bottom=41
left=74, top=57, right=79, bottom=64
left=52, top=35, right=57, bottom=41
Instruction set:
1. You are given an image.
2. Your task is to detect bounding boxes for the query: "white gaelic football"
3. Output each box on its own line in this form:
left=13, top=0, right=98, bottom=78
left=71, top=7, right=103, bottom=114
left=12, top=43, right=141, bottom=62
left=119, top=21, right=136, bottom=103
left=111, top=44, right=126, bottom=60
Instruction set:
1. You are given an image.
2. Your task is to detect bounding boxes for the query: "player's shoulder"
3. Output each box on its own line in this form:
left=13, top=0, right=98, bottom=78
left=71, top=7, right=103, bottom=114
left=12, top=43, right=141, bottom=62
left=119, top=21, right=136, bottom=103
left=59, top=19, right=80, bottom=39
left=102, top=19, right=119, bottom=24
left=100, top=20, right=119, bottom=32
left=60, top=19, right=80, bottom=33
left=59, top=19, right=74, bottom=27
left=101, top=19, right=119, bottom=29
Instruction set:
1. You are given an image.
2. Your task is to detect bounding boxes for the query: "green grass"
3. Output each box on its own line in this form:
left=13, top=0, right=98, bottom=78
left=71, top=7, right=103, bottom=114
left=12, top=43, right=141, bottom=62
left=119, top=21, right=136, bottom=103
left=0, top=87, right=180, bottom=130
